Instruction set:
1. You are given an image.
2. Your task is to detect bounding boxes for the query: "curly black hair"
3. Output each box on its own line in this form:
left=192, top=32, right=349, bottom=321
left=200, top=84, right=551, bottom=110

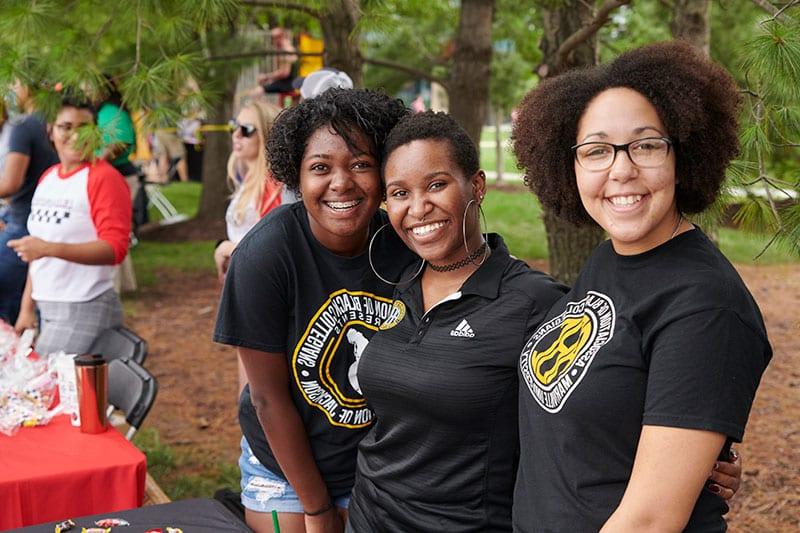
left=267, top=88, right=409, bottom=192
left=512, top=40, right=742, bottom=225
left=382, top=110, right=480, bottom=178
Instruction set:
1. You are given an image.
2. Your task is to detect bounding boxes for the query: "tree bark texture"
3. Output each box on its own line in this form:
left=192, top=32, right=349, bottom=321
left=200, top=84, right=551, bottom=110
left=448, top=0, right=495, bottom=145
left=197, top=77, right=237, bottom=222
left=537, top=1, right=605, bottom=285
left=319, top=0, right=364, bottom=87
left=671, top=0, right=711, bottom=54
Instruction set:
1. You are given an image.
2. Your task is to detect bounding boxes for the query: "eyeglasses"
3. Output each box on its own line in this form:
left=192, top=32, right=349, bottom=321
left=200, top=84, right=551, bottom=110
left=228, top=119, right=258, bottom=138
left=572, top=137, right=672, bottom=171
left=54, top=122, right=90, bottom=134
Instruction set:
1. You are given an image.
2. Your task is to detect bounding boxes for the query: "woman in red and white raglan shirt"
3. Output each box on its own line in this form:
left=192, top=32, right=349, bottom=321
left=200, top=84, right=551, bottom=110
left=10, top=97, right=131, bottom=355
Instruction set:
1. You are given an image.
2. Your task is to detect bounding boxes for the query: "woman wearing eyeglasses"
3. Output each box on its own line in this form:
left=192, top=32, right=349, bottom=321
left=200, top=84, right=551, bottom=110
left=512, top=41, right=771, bottom=532
left=214, top=100, right=287, bottom=282
left=9, top=97, right=131, bottom=354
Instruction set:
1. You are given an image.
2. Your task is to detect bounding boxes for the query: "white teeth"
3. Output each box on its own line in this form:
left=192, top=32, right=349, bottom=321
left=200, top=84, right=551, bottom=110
left=610, top=195, right=643, bottom=206
left=411, top=221, right=447, bottom=236
left=326, top=200, right=361, bottom=210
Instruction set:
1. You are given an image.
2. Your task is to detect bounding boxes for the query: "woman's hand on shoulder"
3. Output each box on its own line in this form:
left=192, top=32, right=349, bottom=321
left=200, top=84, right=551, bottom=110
left=708, top=448, right=741, bottom=501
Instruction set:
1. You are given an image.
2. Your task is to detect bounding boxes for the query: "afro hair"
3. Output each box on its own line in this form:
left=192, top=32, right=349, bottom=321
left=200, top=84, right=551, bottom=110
left=266, top=88, right=409, bottom=192
left=512, top=40, right=742, bottom=225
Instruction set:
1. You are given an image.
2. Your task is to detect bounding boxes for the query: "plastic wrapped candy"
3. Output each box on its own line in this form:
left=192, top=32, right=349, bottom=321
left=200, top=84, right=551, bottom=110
left=0, top=327, right=61, bottom=436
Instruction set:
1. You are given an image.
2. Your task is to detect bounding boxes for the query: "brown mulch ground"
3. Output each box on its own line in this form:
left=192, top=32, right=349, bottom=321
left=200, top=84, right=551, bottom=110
left=126, top=263, right=799, bottom=531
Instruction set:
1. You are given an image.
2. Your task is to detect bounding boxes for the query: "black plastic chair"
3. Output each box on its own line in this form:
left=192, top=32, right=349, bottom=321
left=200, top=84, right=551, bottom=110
left=90, top=326, right=148, bottom=365
left=107, top=358, right=158, bottom=440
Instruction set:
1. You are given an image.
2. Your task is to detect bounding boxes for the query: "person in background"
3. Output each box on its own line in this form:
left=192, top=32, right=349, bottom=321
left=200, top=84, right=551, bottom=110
left=95, top=76, right=137, bottom=292
left=250, top=27, right=299, bottom=98
left=154, top=127, right=189, bottom=183
left=512, top=41, right=771, bottom=532
left=0, top=80, right=59, bottom=325
left=213, top=100, right=287, bottom=394
left=10, top=97, right=131, bottom=354
left=294, top=69, right=354, bottom=101
left=214, top=89, right=412, bottom=533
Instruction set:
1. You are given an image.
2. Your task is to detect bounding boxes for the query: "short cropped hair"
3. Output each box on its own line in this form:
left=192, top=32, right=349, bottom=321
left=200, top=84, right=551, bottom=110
left=267, top=88, right=409, bottom=192
left=58, top=95, right=96, bottom=118
left=382, top=110, right=480, bottom=178
left=512, top=40, right=742, bottom=225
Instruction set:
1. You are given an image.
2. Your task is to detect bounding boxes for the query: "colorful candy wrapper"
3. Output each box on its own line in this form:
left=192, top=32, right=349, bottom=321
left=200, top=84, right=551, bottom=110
left=144, top=529, right=163, bottom=533
left=81, top=528, right=110, bottom=533
left=54, top=519, right=76, bottom=533
left=166, top=528, right=183, bottom=533
left=95, top=518, right=130, bottom=527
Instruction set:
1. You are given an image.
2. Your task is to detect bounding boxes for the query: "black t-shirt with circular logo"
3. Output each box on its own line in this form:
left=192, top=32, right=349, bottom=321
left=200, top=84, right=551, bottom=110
left=214, top=202, right=415, bottom=496
left=514, top=229, right=772, bottom=532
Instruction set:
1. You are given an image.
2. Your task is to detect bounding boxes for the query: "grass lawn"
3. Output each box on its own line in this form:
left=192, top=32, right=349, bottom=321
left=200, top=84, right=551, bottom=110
left=131, top=182, right=215, bottom=288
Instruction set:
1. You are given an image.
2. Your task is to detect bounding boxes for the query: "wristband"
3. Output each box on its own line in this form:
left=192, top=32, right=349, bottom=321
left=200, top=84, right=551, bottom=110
left=303, top=501, right=333, bottom=516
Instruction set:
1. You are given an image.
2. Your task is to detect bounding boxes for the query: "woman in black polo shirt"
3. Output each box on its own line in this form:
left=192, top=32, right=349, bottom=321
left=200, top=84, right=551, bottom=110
left=347, top=111, right=567, bottom=532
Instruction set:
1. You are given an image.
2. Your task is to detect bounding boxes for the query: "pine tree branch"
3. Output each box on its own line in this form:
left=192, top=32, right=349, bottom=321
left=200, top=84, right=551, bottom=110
left=208, top=50, right=323, bottom=61
left=362, top=56, right=449, bottom=88
left=239, top=0, right=321, bottom=18
left=751, top=0, right=796, bottom=24
left=753, top=229, right=782, bottom=260
left=556, top=0, right=632, bottom=67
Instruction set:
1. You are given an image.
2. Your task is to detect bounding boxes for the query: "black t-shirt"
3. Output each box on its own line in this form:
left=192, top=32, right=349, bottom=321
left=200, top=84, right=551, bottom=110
left=6, top=113, right=58, bottom=224
left=348, top=235, right=567, bottom=532
left=514, top=229, right=772, bottom=532
left=214, top=203, right=415, bottom=496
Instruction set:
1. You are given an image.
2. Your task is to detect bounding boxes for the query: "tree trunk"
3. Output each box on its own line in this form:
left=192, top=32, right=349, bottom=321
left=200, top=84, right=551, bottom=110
left=671, top=0, right=711, bottom=54
left=494, top=106, right=504, bottom=183
left=537, top=1, right=605, bottom=285
left=448, top=0, right=495, bottom=146
left=319, top=0, right=363, bottom=87
left=196, top=77, right=237, bottom=222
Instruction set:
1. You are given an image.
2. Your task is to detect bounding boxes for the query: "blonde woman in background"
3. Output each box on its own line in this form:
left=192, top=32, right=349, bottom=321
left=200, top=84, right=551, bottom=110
left=214, top=100, right=288, bottom=393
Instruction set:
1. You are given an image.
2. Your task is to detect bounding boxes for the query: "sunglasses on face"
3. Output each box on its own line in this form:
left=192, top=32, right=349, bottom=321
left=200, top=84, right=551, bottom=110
left=228, top=119, right=258, bottom=138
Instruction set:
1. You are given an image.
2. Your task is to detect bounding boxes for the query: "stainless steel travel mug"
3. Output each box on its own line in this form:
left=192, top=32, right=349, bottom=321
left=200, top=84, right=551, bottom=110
left=74, top=354, right=108, bottom=433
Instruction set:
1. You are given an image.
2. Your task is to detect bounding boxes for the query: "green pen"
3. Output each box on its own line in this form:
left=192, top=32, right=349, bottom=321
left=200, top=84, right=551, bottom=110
left=272, top=509, right=281, bottom=533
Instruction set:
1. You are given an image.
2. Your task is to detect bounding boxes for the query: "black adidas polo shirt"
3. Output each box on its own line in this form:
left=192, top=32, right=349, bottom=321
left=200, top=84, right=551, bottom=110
left=347, top=234, right=567, bottom=532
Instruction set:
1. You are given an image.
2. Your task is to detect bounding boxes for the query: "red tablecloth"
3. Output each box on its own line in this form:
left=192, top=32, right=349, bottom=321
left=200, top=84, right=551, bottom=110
left=0, top=415, right=146, bottom=529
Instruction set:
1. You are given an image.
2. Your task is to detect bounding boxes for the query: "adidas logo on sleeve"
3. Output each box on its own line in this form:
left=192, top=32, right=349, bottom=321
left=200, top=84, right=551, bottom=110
left=450, top=319, right=475, bottom=338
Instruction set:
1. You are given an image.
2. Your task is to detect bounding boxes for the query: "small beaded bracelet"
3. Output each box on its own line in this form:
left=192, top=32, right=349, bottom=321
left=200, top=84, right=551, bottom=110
left=304, top=501, right=333, bottom=516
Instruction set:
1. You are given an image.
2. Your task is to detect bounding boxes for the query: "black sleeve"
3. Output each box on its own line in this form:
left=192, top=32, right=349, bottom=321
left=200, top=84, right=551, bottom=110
left=643, top=309, right=770, bottom=442
left=7, top=117, right=34, bottom=155
left=213, top=226, right=291, bottom=353
left=524, top=275, right=569, bottom=338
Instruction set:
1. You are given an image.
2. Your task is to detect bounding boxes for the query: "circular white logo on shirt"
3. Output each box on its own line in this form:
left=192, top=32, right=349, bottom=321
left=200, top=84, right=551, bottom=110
left=292, top=289, right=398, bottom=428
left=520, top=291, right=616, bottom=413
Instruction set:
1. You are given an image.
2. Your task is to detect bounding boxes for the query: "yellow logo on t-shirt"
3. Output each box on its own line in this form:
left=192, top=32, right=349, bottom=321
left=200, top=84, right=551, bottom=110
left=520, top=291, right=615, bottom=413
left=292, top=289, right=398, bottom=428
left=378, top=300, right=406, bottom=331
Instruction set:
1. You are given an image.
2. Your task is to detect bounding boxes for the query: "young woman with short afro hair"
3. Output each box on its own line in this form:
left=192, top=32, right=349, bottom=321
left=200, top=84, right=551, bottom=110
left=512, top=40, right=741, bottom=225
left=267, top=88, right=407, bottom=193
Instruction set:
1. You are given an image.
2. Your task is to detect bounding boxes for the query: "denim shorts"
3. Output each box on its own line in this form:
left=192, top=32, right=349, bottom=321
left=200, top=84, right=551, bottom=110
left=239, top=437, right=351, bottom=513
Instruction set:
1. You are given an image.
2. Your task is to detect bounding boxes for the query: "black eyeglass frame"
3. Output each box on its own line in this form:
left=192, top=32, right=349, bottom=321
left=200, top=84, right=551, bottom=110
left=228, top=119, right=258, bottom=138
left=571, top=136, right=673, bottom=171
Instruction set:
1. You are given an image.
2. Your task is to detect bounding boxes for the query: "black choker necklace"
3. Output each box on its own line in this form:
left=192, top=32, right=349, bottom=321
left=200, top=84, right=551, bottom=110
left=428, top=243, right=488, bottom=272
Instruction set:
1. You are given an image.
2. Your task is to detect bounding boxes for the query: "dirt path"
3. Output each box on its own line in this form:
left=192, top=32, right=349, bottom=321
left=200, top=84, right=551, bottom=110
left=126, top=263, right=799, bottom=531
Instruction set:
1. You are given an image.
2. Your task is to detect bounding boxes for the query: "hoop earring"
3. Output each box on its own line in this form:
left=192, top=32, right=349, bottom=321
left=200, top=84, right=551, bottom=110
left=462, top=199, right=489, bottom=267
left=368, top=223, right=425, bottom=286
